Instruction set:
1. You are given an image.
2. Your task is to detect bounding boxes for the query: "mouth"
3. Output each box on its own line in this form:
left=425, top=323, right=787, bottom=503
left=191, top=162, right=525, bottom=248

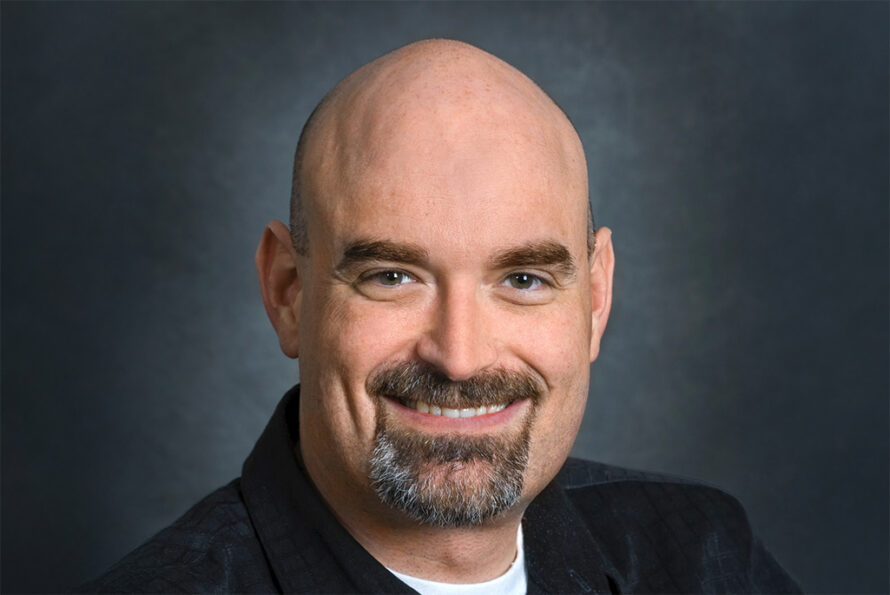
left=385, top=395, right=528, bottom=433
left=396, top=398, right=509, bottom=418
left=378, top=395, right=533, bottom=436
left=368, top=361, right=542, bottom=432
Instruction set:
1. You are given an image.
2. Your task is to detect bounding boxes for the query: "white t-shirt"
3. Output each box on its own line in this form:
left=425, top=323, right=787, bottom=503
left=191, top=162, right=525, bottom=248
left=386, top=527, right=527, bottom=595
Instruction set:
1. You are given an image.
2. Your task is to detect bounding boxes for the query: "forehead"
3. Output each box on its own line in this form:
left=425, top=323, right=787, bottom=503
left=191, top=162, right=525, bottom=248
left=311, top=116, right=587, bottom=255
left=321, top=140, right=587, bottom=262
left=300, top=47, right=589, bottom=259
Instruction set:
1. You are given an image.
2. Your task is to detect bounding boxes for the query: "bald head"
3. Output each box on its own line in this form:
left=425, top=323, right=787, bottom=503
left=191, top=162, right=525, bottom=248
left=289, top=39, right=593, bottom=254
left=261, top=40, right=615, bottom=549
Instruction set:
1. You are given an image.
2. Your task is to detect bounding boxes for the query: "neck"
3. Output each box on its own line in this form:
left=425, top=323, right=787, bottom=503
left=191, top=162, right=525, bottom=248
left=344, top=506, right=524, bottom=583
left=344, top=506, right=521, bottom=583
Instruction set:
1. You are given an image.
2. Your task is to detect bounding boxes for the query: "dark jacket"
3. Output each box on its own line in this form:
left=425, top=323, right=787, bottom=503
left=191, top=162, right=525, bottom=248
left=80, top=387, right=800, bottom=593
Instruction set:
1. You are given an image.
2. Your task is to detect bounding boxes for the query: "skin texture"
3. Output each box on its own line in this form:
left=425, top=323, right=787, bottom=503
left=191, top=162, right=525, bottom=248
left=256, top=39, right=614, bottom=583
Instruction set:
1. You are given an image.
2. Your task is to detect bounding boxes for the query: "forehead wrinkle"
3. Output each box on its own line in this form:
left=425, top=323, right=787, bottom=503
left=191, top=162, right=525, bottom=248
left=489, top=241, right=577, bottom=279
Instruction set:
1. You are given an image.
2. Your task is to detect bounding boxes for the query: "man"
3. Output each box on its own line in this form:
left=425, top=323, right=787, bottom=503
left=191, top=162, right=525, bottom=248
left=82, top=39, right=799, bottom=593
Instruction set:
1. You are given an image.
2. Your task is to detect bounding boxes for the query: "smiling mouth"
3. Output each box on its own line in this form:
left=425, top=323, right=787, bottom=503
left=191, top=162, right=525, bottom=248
left=396, top=398, right=510, bottom=418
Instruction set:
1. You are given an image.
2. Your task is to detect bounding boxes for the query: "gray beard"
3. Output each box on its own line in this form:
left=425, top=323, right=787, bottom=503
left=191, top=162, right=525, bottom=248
left=368, top=408, right=533, bottom=527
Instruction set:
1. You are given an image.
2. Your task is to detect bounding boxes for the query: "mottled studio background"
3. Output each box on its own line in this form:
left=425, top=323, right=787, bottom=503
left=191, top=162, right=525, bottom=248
left=2, top=2, right=887, bottom=593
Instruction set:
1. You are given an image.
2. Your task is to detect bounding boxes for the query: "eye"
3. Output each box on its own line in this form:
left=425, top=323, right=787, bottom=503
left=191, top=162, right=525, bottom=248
left=503, top=272, right=545, bottom=290
left=362, top=270, right=414, bottom=287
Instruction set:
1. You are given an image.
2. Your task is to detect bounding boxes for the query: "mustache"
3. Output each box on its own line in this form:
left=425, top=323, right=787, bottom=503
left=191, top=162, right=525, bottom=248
left=367, top=361, right=543, bottom=409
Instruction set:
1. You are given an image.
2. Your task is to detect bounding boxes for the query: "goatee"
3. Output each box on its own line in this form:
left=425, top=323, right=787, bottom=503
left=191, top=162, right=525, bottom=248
left=367, top=362, right=542, bottom=527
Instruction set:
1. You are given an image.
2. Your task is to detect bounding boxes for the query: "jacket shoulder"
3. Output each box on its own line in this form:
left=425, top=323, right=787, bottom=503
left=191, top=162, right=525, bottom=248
left=557, top=456, right=701, bottom=488
left=77, top=480, right=276, bottom=594
left=557, top=458, right=801, bottom=593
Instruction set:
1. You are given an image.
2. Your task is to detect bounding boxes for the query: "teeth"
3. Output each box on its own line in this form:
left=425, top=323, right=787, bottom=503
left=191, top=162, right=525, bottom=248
left=402, top=399, right=509, bottom=418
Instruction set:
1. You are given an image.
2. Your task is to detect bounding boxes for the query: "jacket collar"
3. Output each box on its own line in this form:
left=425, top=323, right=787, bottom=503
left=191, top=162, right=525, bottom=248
left=524, top=476, right=618, bottom=593
left=241, top=385, right=616, bottom=593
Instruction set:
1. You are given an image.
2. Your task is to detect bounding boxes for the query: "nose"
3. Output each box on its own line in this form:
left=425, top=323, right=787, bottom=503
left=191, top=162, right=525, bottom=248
left=415, top=281, right=498, bottom=381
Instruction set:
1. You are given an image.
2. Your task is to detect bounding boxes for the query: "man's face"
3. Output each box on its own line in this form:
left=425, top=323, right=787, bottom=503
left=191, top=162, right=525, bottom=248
left=290, top=93, right=604, bottom=528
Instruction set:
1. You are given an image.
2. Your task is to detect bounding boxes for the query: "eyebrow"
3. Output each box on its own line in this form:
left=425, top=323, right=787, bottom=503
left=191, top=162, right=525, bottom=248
left=489, top=241, right=577, bottom=278
left=336, top=240, right=429, bottom=271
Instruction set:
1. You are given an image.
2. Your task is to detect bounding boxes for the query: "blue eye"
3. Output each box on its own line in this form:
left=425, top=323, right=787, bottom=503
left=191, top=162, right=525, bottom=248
left=367, top=270, right=412, bottom=286
left=505, top=273, right=542, bottom=290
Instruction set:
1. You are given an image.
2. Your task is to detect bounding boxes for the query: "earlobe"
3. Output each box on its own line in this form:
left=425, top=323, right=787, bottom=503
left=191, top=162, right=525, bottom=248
left=255, top=221, right=303, bottom=359
left=588, top=227, right=615, bottom=362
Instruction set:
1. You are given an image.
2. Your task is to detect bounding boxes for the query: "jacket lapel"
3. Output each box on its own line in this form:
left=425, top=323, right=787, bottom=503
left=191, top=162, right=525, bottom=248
left=524, top=476, right=619, bottom=594
left=241, top=387, right=414, bottom=594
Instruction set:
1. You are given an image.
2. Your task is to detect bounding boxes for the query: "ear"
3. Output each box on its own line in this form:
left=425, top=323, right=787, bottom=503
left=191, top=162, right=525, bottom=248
left=588, top=227, right=615, bottom=362
left=256, top=220, right=303, bottom=358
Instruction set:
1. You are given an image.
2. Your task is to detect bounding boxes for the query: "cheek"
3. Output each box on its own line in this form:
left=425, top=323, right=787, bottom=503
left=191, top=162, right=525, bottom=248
left=507, top=298, right=592, bottom=387
left=512, top=301, right=592, bottom=490
left=296, top=293, right=363, bottom=445
left=301, top=288, right=421, bottom=428
left=297, top=291, right=427, bottom=491
left=524, top=380, right=589, bottom=497
left=319, top=296, right=421, bottom=374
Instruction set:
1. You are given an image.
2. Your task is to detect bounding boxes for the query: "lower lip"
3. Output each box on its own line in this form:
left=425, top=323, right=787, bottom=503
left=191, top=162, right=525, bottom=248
left=384, top=397, right=530, bottom=433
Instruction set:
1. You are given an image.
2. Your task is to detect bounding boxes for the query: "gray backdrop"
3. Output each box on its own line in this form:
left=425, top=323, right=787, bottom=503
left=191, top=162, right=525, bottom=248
left=3, top=2, right=887, bottom=593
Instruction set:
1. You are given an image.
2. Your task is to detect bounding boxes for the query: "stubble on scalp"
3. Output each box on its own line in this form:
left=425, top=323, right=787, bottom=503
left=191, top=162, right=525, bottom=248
left=367, top=362, right=542, bottom=527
